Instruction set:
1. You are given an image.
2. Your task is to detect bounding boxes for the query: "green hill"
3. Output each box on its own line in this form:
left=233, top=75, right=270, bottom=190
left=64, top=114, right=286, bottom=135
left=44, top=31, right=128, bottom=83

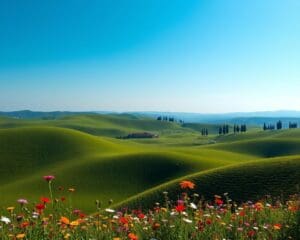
left=119, top=156, right=300, bottom=209
left=0, top=115, right=299, bottom=212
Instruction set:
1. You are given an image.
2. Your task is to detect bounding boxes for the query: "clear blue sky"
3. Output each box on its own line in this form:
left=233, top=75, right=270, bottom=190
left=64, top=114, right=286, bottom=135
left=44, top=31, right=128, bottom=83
left=1, top=0, right=299, bottom=113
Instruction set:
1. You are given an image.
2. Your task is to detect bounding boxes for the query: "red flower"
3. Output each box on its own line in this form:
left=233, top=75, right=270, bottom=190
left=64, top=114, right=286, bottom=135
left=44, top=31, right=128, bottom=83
left=205, top=218, right=212, bottom=225
left=119, top=217, right=129, bottom=225
left=35, top=203, right=45, bottom=213
left=215, top=198, right=224, bottom=206
left=20, top=221, right=30, bottom=228
left=175, top=204, right=185, bottom=212
left=40, top=197, right=51, bottom=204
left=43, top=175, right=55, bottom=182
left=138, top=213, right=145, bottom=219
left=248, top=230, right=256, bottom=237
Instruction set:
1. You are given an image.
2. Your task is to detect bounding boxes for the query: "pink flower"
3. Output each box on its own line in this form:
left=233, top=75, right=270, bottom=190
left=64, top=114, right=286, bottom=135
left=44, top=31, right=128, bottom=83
left=43, top=175, right=55, bottom=182
left=17, top=199, right=28, bottom=205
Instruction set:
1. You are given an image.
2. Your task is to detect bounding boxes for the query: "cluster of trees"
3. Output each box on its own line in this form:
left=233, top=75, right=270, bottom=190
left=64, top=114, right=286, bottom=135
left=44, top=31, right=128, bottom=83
left=263, top=123, right=276, bottom=130
left=263, top=120, right=298, bottom=131
left=201, top=128, right=209, bottom=136
left=218, top=125, right=230, bottom=135
left=233, top=124, right=247, bottom=133
left=156, top=116, right=184, bottom=124
left=289, top=122, right=298, bottom=129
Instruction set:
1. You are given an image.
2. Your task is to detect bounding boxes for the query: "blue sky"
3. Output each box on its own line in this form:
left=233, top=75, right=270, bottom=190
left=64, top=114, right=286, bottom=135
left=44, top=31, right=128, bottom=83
left=0, top=0, right=299, bottom=113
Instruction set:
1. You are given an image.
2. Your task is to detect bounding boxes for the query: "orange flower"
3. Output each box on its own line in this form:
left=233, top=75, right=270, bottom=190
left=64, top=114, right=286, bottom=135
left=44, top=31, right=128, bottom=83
left=180, top=180, right=195, bottom=189
left=128, top=233, right=138, bottom=240
left=60, top=216, right=70, bottom=225
left=16, top=233, right=26, bottom=239
left=273, top=223, right=282, bottom=230
left=254, top=202, right=264, bottom=211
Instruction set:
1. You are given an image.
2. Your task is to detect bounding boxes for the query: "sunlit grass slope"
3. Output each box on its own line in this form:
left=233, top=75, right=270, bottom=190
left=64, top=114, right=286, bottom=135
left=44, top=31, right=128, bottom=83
left=120, top=156, right=300, bottom=209
left=0, top=126, right=240, bottom=212
left=0, top=115, right=300, bottom=213
left=0, top=114, right=189, bottom=138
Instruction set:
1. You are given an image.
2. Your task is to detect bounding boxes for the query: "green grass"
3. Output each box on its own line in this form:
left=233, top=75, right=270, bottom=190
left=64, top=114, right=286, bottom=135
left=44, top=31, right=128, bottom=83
left=0, top=114, right=299, bottom=213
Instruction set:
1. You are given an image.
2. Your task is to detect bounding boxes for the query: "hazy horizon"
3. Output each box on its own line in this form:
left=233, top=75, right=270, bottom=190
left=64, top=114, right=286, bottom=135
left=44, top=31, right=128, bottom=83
left=1, top=1, right=299, bottom=112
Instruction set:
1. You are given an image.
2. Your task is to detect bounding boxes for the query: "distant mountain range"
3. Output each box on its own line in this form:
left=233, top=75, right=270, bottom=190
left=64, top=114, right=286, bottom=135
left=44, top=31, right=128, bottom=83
left=1, top=110, right=300, bottom=126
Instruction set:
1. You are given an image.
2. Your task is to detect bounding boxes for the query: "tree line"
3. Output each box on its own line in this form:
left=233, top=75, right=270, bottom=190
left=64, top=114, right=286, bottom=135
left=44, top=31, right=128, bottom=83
left=263, top=120, right=298, bottom=131
left=156, top=116, right=184, bottom=124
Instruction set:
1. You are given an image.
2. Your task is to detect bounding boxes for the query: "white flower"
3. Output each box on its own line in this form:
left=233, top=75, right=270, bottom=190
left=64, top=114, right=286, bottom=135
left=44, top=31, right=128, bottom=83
left=0, top=216, right=11, bottom=224
left=190, top=202, right=197, bottom=209
left=105, top=208, right=115, bottom=213
left=183, top=218, right=193, bottom=224
left=253, top=226, right=259, bottom=230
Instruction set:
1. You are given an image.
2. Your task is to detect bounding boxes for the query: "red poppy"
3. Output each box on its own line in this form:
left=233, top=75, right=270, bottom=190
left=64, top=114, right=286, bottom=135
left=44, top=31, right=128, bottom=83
left=119, top=217, right=129, bottom=225
left=40, top=197, right=51, bottom=204
left=215, top=198, right=223, bottom=206
left=175, top=204, right=185, bottom=212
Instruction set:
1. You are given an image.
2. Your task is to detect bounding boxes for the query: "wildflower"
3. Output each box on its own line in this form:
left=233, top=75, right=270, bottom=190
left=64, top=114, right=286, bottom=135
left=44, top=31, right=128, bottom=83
left=138, top=213, right=145, bottom=219
left=205, top=218, right=212, bottom=225
left=43, top=175, right=55, bottom=182
left=70, top=220, right=79, bottom=226
left=175, top=205, right=185, bottom=212
left=247, top=230, right=255, bottom=237
left=64, top=233, right=71, bottom=239
left=152, top=222, right=160, bottom=230
left=273, top=223, right=282, bottom=230
left=20, top=221, right=30, bottom=228
left=60, top=216, right=70, bottom=225
left=215, top=198, right=224, bottom=206
left=128, top=233, right=138, bottom=240
left=16, top=233, right=26, bottom=239
left=180, top=180, right=195, bottom=189
left=6, top=207, right=15, bottom=212
left=105, top=208, right=115, bottom=213
left=119, top=217, right=129, bottom=225
left=17, top=199, right=28, bottom=205
left=35, top=203, right=45, bottom=211
left=40, top=196, right=51, bottom=204
left=254, top=202, right=264, bottom=211
left=0, top=216, right=11, bottom=224
left=68, top=188, right=75, bottom=192
left=183, top=218, right=193, bottom=223
left=190, top=202, right=197, bottom=209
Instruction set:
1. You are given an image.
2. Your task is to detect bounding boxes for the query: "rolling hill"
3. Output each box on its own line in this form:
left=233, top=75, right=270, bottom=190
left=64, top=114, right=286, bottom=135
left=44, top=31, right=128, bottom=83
left=0, top=114, right=299, bottom=212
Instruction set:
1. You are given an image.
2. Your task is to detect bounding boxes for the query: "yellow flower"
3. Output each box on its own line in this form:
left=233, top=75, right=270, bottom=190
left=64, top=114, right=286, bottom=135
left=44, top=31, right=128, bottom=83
left=113, top=238, right=121, bottom=240
left=7, top=206, right=15, bottom=212
left=16, top=233, right=26, bottom=239
left=70, top=220, right=79, bottom=227
left=64, top=233, right=71, bottom=239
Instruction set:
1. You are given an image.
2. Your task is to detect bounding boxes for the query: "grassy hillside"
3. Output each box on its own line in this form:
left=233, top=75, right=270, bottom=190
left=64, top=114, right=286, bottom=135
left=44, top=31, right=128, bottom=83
left=119, top=156, right=300, bottom=209
left=0, top=115, right=299, bottom=212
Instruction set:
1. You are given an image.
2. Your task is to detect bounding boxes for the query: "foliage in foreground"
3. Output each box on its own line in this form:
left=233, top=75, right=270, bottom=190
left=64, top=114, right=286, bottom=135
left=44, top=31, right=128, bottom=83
left=0, top=176, right=299, bottom=240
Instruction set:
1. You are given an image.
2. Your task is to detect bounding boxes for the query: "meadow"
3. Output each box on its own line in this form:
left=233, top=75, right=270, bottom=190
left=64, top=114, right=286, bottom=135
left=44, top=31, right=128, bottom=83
left=0, top=114, right=299, bottom=239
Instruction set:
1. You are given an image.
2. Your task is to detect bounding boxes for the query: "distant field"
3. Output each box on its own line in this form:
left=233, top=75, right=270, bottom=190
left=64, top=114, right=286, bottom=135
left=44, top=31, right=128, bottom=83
left=0, top=114, right=299, bottom=212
